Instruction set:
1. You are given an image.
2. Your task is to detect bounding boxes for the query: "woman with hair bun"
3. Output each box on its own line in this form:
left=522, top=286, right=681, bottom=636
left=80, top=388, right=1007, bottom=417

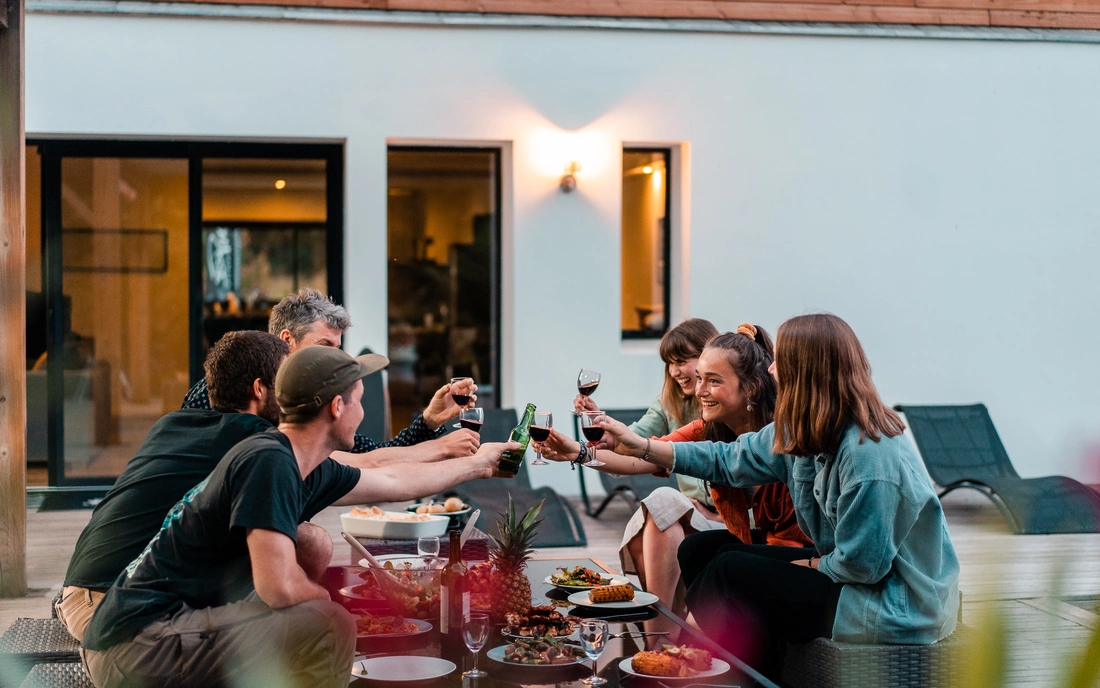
left=546, top=322, right=810, bottom=628
left=591, top=313, right=960, bottom=670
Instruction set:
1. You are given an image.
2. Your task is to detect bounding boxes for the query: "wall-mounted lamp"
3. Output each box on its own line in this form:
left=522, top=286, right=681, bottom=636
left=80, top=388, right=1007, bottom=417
left=560, top=161, right=582, bottom=193
left=274, top=179, right=287, bottom=190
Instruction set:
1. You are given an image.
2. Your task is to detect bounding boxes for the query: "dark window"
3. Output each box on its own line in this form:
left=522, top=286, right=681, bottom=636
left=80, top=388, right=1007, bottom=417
left=387, top=147, right=501, bottom=434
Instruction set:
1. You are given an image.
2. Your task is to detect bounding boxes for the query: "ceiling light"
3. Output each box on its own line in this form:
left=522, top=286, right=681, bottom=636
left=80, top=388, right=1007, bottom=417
left=642, top=166, right=654, bottom=174
left=274, top=179, right=286, bottom=190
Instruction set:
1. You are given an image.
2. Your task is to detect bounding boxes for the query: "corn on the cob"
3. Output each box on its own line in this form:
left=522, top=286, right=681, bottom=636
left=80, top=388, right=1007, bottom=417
left=589, top=584, right=635, bottom=603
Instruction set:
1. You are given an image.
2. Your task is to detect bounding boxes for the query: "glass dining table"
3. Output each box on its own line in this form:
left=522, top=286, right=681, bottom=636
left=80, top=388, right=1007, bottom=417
left=332, top=557, right=779, bottom=688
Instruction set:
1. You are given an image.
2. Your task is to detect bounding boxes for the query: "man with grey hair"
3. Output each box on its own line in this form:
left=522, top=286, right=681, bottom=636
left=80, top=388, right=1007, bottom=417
left=183, top=288, right=478, bottom=464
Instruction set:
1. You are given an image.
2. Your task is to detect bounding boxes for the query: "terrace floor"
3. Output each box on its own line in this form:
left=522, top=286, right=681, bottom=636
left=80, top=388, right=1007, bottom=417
left=3, top=489, right=1099, bottom=687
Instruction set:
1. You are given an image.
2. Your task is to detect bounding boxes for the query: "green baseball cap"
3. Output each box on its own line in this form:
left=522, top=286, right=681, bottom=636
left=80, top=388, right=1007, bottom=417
left=276, top=346, right=389, bottom=419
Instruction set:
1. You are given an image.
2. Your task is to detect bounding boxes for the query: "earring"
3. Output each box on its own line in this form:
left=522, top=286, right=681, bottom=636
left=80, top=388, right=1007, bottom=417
left=746, top=402, right=754, bottom=412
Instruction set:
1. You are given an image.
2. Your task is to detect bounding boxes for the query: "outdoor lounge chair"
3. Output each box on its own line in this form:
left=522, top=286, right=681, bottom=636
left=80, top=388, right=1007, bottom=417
left=573, top=408, right=678, bottom=518
left=895, top=403, right=1100, bottom=534
left=437, top=408, right=587, bottom=548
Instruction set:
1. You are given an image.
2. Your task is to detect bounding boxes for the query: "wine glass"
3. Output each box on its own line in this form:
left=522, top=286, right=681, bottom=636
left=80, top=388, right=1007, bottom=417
left=449, top=377, right=474, bottom=407
left=579, top=412, right=607, bottom=468
left=580, top=619, right=609, bottom=686
left=455, top=406, right=484, bottom=432
left=529, top=411, right=552, bottom=466
left=577, top=369, right=601, bottom=409
left=417, top=536, right=440, bottom=567
left=462, top=611, right=490, bottom=678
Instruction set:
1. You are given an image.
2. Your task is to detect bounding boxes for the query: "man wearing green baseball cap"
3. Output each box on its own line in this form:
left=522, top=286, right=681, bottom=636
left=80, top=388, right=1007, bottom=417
left=82, top=346, right=518, bottom=688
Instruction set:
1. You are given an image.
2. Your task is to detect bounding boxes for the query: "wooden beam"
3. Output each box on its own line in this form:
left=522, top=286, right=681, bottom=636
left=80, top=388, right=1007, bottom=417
left=0, top=0, right=26, bottom=599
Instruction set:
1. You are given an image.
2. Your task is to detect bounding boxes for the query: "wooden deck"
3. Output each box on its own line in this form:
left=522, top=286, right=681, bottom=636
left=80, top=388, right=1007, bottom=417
left=3, top=489, right=1099, bottom=686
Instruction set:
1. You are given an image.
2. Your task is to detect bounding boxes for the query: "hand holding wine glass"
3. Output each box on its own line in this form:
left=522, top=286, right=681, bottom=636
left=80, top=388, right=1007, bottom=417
left=455, top=406, right=484, bottom=433
left=538, top=429, right=581, bottom=463
left=575, top=369, right=601, bottom=412
left=594, top=414, right=647, bottom=456
left=529, top=411, right=553, bottom=466
left=579, top=412, right=607, bottom=468
left=423, top=380, right=477, bottom=429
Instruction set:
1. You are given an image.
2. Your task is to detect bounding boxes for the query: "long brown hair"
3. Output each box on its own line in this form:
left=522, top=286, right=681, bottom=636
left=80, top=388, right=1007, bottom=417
left=659, top=318, right=719, bottom=427
left=772, top=313, right=905, bottom=456
left=701, top=325, right=777, bottom=442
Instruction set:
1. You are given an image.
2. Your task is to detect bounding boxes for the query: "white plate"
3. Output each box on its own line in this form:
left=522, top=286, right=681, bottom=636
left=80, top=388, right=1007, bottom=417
left=341, top=511, right=449, bottom=540
left=617, top=656, right=732, bottom=680
left=544, top=574, right=630, bottom=592
left=351, top=656, right=456, bottom=681
left=567, top=590, right=659, bottom=609
left=486, top=643, right=589, bottom=666
left=356, top=617, right=432, bottom=639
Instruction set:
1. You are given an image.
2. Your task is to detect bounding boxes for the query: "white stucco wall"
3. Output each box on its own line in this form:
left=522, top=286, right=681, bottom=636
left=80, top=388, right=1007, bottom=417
left=25, top=11, right=1100, bottom=494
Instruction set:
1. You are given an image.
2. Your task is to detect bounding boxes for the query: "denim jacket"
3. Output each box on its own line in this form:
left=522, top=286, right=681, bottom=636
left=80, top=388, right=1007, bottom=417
left=672, top=423, right=959, bottom=644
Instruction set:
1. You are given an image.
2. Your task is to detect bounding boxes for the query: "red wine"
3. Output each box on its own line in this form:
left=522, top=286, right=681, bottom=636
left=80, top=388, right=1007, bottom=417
left=529, top=425, right=551, bottom=442
left=459, top=419, right=483, bottom=433
left=451, top=393, right=471, bottom=406
left=582, top=426, right=605, bottom=442
left=578, top=382, right=599, bottom=397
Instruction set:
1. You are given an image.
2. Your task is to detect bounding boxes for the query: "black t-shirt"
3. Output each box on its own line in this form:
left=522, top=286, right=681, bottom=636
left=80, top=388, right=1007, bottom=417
left=82, top=429, right=360, bottom=651
left=65, top=410, right=273, bottom=591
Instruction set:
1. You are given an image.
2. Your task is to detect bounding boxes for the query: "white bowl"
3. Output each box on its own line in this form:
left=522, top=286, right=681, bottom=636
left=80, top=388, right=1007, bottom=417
left=341, top=510, right=449, bottom=540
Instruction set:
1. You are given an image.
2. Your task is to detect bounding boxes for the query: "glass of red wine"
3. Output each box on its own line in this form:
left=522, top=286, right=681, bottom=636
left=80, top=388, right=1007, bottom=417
left=529, top=411, right=552, bottom=466
left=449, top=377, right=473, bottom=407
left=577, top=369, right=601, bottom=399
left=457, top=407, right=484, bottom=433
left=579, top=412, right=606, bottom=468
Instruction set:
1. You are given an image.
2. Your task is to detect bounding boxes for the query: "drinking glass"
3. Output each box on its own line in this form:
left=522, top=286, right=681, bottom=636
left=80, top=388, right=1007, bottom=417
left=529, top=411, right=552, bottom=466
left=455, top=407, right=484, bottom=433
left=462, top=612, right=490, bottom=678
left=580, top=619, right=609, bottom=685
left=417, top=536, right=440, bottom=566
left=450, top=377, right=474, bottom=407
left=577, top=369, right=601, bottom=404
left=579, top=412, right=607, bottom=468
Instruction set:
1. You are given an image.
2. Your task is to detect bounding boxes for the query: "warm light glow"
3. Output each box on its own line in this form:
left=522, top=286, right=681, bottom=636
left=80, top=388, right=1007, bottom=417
left=642, top=166, right=654, bottom=174
left=274, top=179, right=286, bottom=190
left=528, top=129, right=612, bottom=183
left=653, top=169, right=663, bottom=189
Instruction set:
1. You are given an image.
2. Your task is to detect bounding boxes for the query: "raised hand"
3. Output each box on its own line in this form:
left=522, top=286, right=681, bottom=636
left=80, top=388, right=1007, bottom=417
left=573, top=394, right=601, bottom=415
left=423, top=380, right=478, bottom=429
left=539, top=429, right=582, bottom=462
left=429, top=429, right=480, bottom=459
left=595, top=414, right=646, bottom=457
left=473, top=441, right=521, bottom=478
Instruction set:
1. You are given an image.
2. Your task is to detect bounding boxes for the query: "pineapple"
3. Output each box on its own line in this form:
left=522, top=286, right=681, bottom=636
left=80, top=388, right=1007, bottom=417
left=488, top=496, right=543, bottom=623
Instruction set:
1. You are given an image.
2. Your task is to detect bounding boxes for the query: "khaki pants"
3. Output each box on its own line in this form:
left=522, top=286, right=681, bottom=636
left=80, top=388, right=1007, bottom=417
left=55, top=586, right=106, bottom=643
left=82, top=596, right=355, bottom=688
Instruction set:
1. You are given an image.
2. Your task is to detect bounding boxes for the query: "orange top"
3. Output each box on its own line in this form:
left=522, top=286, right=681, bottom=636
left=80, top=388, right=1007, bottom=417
left=660, top=420, right=812, bottom=548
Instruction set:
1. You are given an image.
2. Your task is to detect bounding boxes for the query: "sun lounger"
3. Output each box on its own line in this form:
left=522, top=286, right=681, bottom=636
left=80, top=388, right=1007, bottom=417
left=896, top=403, right=1100, bottom=534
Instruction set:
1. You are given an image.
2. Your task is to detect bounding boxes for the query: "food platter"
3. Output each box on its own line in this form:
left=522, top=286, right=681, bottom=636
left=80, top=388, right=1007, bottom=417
left=486, top=642, right=589, bottom=667
left=544, top=574, right=630, bottom=593
left=354, top=617, right=433, bottom=654
left=356, top=616, right=431, bottom=639
left=567, top=590, right=659, bottom=610
left=617, top=656, right=731, bottom=680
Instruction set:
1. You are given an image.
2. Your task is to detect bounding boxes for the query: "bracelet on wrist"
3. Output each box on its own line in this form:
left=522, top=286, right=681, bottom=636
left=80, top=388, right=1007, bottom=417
left=570, top=443, right=589, bottom=470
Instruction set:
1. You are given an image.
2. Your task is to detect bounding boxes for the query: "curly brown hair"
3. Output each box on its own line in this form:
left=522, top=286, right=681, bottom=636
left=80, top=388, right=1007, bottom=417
left=205, top=331, right=289, bottom=411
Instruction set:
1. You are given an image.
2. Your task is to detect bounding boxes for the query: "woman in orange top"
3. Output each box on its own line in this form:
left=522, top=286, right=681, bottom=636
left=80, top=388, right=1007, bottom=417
left=543, top=325, right=810, bottom=623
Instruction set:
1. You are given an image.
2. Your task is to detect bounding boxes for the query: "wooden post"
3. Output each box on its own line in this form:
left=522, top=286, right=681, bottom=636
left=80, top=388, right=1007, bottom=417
left=0, top=0, right=26, bottom=598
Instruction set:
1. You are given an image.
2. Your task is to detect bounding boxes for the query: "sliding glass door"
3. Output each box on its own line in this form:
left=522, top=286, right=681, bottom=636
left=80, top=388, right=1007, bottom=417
left=28, top=141, right=343, bottom=486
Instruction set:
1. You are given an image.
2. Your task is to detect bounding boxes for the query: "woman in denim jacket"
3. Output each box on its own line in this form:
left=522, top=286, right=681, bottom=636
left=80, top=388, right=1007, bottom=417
left=592, top=313, right=960, bottom=668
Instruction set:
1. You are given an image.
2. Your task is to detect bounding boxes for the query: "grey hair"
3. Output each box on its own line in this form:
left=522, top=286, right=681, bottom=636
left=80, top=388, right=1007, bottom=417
left=268, top=288, right=351, bottom=342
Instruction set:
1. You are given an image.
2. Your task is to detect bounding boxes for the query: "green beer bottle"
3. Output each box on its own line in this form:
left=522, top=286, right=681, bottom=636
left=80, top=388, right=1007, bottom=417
left=498, top=403, right=535, bottom=477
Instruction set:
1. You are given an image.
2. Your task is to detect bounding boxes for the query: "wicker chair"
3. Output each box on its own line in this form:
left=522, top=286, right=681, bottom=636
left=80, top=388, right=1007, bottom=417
left=782, top=626, right=971, bottom=688
left=19, top=662, right=95, bottom=688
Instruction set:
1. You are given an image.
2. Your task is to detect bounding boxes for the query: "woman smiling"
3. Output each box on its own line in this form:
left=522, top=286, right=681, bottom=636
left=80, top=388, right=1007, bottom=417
left=591, top=313, right=960, bottom=670
left=545, top=323, right=809, bottom=627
